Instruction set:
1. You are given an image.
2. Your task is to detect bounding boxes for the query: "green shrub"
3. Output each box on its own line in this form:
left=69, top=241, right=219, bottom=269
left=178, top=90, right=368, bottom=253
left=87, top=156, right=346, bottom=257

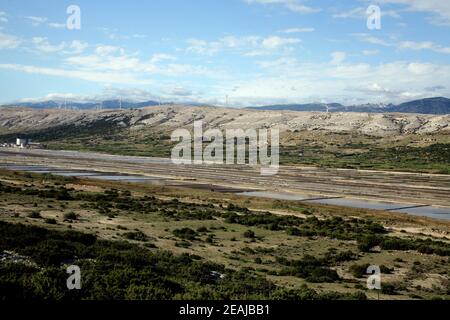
left=381, top=283, right=399, bottom=295
left=123, top=231, right=148, bottom=242
left=27, top=211, right=42, bottom=219
left=44, top=218, right=57, bottom=225
left=243, top=230, right=255, bottom=239
left=357, top=235, right=382, bottom=252
left=350, top=264, right=394, bottom=278
left=173, top=228, right=198, bottom=240
left=349, top=264, right=370, bottom=278
left=63, top=212, right=78, bottom=221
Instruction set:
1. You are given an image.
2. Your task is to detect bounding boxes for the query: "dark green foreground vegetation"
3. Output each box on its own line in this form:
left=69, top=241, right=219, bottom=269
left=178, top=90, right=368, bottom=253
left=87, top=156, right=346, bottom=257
left=0, top=221, right=367, bottom=300
left=1, top=172, right=449, bottom=300
left=4, top=179, right=449, bottom=258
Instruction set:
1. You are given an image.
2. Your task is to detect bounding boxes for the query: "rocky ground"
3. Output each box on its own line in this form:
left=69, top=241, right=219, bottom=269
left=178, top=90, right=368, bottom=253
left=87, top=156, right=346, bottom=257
left=0, top=105, right=449, bottom=137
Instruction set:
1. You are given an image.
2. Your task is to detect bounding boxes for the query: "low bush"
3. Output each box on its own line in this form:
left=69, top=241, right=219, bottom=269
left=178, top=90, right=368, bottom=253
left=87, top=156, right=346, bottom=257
left=63, top=212, right=78, bottom=221
left=123, top=231, right=148, bottom=242
left=27, top=211, right=42, bottom=219
left=173, top=228, right=198, bottom=240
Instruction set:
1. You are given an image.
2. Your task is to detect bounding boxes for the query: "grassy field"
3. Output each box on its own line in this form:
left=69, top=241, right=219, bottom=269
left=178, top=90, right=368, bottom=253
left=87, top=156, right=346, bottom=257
left=280, top=131, right=450, bottom=174
left=1, top=124, right=448, bottom=173
left=1, top=169, right=449, bottom=300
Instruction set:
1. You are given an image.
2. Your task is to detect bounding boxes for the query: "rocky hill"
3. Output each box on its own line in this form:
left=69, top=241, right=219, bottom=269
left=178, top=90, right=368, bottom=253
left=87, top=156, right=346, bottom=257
left=0, top=105, right=449, bottom=138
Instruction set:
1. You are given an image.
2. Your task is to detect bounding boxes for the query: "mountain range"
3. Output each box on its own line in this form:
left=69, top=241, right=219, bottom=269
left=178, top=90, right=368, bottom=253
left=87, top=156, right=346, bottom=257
left=2, top=97, right=450, bottom=115
left=1, top=99, right=161, bottom=110
left=249, top=97, right=450, bottom=115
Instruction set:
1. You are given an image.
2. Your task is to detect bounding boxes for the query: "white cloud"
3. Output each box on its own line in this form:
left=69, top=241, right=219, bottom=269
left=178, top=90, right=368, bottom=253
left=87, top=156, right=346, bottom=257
left=261, top=36, right=301, bottom=49
left=25, top=16, right=48, bottom=27
left=101, top=28, right=133, bottom=41
left=0, top=32, right=20, bottom=49
left=67, top=40, right=89, bottom=54
left=95, top=45, right=125, bottom=56
left=25, top=17, right=68, bottom=29
left=64, top=45, right=220, bottom=79
left=333, top=7, right=366, bottom=19
left=24, top=37, right=88, bottom=55
left=32, top=37, right=65, bottom=53
left=0, top=63, right=153, bottom=85
left=399, top=40, right=450, bottom=54
left=330, top=51, right=347, bottom=65
left=99, top=28, right=147, bottom=41
left=223, top=57, right=450, bottom=105
left=375, top=0, right=450, bottom=26
left=48, top=22, right=67, bottom=29
left=150, top=53, right=177, bottom=63
left=399, top=41, right=434, bottom=50
left=333, top=7, right=400, bottom=19
left=187, top=36, right=260, bottom=55
left=132, top=34, right=147, bottom=39
left=0, top=35, right=222, bottom=85
left=166, top=86, right=193, bottom=97
left=352, top=33, right=450, bottom=55
left=187, top=35, right=300, bottom=56
left=25, top=16, right=69, bottom=29
left=0, top=11, right=8, bottom=23
left=281, top=27, right=315, bottom=33
left=352, top=33, right=391, bottom=46
left=362, top=49, right=379, bottom=56
left=186, top=39, right=221, bottom=55
left=245, top=0, right=320, bottom=13
left=16, top=88, right=161, bottom=104
left=66, top=50, right=141, bottom=71
left=14, top=86, right=211, bottom=105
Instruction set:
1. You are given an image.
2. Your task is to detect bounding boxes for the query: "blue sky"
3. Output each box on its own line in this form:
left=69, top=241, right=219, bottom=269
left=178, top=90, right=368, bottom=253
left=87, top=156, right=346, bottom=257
left=0, top=0, right=450, bottom=106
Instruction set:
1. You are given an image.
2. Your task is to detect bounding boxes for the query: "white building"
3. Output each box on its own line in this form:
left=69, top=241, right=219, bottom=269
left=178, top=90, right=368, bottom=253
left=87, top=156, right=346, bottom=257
left=16, top=138, right=30, bottom=148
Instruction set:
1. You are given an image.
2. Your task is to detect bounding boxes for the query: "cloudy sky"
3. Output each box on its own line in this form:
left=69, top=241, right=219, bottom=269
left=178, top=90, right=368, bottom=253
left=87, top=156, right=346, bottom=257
left=0, top=0, right=449, bottom=106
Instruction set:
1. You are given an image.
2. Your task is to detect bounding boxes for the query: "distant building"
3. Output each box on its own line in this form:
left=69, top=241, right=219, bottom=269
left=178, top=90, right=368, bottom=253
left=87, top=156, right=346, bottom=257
left=16, top=138, right=30, bottom=148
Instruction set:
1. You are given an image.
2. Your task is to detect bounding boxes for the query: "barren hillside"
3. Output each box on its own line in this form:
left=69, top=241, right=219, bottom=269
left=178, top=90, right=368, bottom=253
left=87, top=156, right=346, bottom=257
left=0, top=105, right=449, bottom=137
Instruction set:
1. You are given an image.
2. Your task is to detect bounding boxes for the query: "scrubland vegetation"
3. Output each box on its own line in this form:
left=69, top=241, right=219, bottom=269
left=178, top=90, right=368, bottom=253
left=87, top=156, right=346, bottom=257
left=1, top=126, right=448, bottom=173
left=0, top=170, right=449, bottom=300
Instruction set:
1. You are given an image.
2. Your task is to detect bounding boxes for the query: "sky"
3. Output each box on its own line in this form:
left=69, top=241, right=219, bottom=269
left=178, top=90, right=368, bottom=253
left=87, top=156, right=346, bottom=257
left=0, top=0, right=450, bottom=106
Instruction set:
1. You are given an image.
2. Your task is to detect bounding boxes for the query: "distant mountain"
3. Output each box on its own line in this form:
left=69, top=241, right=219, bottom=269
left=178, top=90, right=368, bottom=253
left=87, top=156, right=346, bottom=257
left=248, top=103, right=345, bottom=112
left=2, top=97, right=450, bottom=115
left=342, top=103, right=394, bottom=113
left=1, top=100, right=161, bottom=110
left=250, top=97, right=450, bottom=115
left=392, top=97, right=450, bottom=114
left=248, top=102, right=395, bottom=113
